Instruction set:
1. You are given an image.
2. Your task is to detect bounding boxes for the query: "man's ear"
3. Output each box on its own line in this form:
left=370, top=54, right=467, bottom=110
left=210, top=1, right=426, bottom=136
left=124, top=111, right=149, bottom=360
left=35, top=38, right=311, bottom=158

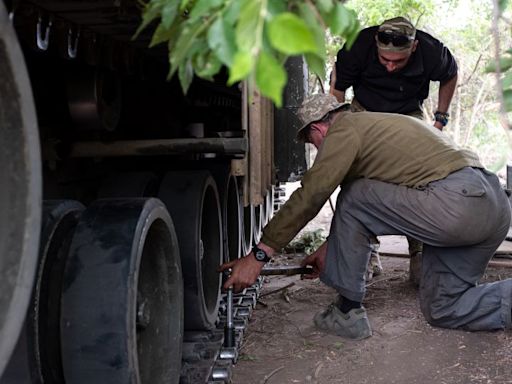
left=411, top=40, right=419, bottom=53
left=319, top=122, right=330, bottom=137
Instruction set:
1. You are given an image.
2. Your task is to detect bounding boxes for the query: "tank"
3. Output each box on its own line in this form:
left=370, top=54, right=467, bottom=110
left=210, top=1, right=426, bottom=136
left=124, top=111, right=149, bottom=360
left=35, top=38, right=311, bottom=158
left=0, top=1, right=307, bottom=383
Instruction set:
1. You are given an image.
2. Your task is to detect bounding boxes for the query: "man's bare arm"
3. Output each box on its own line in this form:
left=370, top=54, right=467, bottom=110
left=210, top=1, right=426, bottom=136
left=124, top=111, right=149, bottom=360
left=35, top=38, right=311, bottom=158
left=435, top=74, right=458, bottom=130
left=219, top=242, right=276, bottom=292
left=329, top=63, right=346, bottom=103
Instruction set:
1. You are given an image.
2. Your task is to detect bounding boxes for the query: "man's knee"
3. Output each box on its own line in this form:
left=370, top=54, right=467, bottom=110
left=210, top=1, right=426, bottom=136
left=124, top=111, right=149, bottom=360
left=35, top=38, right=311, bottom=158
left=419, top=296, right=457, bottom=329
left=418, top=274, right=461, bottom=329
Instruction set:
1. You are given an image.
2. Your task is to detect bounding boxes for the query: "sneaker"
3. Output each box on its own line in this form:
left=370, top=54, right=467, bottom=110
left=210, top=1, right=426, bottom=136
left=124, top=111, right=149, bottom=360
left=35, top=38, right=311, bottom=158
left=313, top=304, right=372, bottom=340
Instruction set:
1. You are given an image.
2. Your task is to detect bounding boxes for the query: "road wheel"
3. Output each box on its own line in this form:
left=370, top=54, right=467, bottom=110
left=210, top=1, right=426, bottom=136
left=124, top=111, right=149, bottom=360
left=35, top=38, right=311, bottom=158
left=209, top=166, right=242, bottom=262
left=242, top=205, right=254, bottom=256
left=60, top=198, right=183, bottom=384
left=1, top=201, right=84, bottom=384
left=0, top=3, right=41, bottom=377
left=158, top=171, right=222, bottom=330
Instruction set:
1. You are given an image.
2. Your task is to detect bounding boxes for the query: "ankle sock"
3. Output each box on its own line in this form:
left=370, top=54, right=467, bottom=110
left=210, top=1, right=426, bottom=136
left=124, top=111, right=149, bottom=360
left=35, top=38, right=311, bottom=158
left=337, top=296, right=361, bottom=314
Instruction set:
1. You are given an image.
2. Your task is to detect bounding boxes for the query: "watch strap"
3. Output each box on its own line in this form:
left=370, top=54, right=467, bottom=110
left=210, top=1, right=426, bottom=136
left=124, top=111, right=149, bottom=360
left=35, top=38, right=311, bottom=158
left=252, top=246, right=271, bottom=263
left=434, top=111, right=449, bottom=126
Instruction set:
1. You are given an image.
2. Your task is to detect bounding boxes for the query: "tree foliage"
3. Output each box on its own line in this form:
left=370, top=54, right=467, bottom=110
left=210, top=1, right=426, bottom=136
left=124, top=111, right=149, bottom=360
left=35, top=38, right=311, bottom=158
left=135, top=0, right=360, bottom=107
left=485, top=0, right=512, bottom=116
left=346, top=0, right=434, bottom=27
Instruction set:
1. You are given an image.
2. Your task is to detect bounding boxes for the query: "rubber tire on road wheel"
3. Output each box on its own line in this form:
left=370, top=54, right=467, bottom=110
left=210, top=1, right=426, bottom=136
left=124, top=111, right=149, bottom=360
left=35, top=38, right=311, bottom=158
left=60, top=198, right=183, bottom=384
left=0, top=3, right=42, bottom=378
left=1, top=201, right=84, bottom=384
left=31, top=200, right=85, bottom=383
left=242, top=204, right=254, bottom=256
left=209, top=166, right=242, bottom=262
left=253, top=203, right=263, bottom=245
left=158, top=171, right=222, bottom=331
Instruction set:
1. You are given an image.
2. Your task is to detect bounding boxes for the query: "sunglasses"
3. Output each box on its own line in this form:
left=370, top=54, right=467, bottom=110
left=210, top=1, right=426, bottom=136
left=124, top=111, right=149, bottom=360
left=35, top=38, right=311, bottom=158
left=377, top=31, right=414, bottom=47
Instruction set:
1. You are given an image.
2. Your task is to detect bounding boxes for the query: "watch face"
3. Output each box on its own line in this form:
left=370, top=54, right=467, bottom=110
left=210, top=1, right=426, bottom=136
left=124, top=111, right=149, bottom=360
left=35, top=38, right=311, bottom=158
left=255, top=249, right=266, bottom=261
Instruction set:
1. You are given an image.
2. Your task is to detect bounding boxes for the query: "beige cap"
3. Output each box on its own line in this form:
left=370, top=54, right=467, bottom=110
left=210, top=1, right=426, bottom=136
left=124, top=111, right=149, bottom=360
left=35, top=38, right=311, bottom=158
left=296, top=94, right=343, bottom=140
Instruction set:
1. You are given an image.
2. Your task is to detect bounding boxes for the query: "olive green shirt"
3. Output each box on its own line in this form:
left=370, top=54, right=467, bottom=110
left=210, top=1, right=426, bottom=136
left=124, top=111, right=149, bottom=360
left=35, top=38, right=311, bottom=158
left=261, top=111, right=483, bottom=251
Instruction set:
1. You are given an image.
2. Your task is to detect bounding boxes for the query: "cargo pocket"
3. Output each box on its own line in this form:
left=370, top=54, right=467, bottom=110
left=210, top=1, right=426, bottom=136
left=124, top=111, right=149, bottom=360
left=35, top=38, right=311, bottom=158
left=442, top=181, right=486, bottom=197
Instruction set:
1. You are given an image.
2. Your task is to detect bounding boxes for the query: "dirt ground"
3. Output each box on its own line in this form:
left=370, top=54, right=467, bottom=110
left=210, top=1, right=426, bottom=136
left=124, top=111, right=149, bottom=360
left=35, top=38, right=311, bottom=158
left=232, top=252, right=512, bottom=384
left=232, top=184, right=512, bottom=384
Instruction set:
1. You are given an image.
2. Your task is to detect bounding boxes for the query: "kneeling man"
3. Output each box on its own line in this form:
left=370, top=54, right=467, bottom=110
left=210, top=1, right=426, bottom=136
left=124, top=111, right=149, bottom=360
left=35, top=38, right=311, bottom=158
left=220, top=94, right=511, bottom=340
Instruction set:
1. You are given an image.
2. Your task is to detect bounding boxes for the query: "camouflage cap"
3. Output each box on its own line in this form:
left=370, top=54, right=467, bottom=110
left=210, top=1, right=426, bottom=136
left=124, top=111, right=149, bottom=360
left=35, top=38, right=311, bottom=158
left=376, top=17, right=416, bottom=52
left=296, top=94, right=343, bottom=140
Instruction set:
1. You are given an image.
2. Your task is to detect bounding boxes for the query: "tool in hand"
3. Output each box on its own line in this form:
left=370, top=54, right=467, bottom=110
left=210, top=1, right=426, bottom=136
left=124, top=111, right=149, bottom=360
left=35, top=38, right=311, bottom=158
left=223, top=270, right=235, bottom=348
left=260, top=265, right=314, bottom=276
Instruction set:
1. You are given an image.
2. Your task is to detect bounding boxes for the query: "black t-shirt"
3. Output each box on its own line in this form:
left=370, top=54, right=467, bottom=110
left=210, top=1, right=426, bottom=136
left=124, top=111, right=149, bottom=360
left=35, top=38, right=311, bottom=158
left=334, top=26, right=458, bottom=114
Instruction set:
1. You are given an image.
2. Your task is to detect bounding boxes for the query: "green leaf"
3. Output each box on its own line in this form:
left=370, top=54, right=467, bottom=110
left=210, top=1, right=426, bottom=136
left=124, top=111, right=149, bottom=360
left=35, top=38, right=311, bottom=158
left=188, top=0, right=224, bottom=22
left=208, top=16, right=236, bottom=66
left=194, top=52, right=223, bottom=80
left=236, top=0, right=261, bottom=52
left=316, top=0, right=334, bottom=13
left=169, top=23, right=196, bottom=76
left=180, top=0, right=191, bottom=11
left=485, top=56, right=512, bottom=73
left=327, top=3, right=352, bottom=36
left=267, top=13, right=317, bottom=55
left=503, top=89, right=512, bottom=111
left=305, top=53, right=326, bottom=80
left=133, top=1, right=164, bottom=39
left=150, top=22, right=179, bottom=47
left=343, top=10, right=361, bottom=50
left=503, top=72, right=512, bottom=89
left=161, top=1, right=179, bottom=29
left=267, top=0, right=287, bottom=17
left=298, top=3, right=326, bottom=58
left=224, top=0, right=242, bottom=25
left=169, top=17, right=212, bottom=77
left=228, top=51, right=254, bottom=85
left=499, top=0, right=509, bottom=13
left=178, top=59, right=194, bottom=93
left=255, top=51, right=287, bottom=107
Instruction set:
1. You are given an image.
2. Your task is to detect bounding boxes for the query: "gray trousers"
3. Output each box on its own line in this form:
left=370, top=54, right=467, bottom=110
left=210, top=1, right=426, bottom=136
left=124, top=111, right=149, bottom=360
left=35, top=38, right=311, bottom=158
left=321, top=167, right=512, bottom=331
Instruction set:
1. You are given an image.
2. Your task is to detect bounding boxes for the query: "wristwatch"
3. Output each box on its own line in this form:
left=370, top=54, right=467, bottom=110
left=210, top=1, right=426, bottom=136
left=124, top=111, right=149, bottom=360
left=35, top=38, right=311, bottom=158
left=434, top=111, right=449, bottom=126
left=252, top=246, right=271, bottom=263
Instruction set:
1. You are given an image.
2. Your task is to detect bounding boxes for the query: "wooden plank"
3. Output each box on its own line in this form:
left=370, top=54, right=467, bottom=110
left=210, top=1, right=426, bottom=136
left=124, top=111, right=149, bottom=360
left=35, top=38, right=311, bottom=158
left=240, top=82, right=250, bottom=207
left=263, top=97, right=273, bottom=193
left=249, top=90, right=263, bottom=206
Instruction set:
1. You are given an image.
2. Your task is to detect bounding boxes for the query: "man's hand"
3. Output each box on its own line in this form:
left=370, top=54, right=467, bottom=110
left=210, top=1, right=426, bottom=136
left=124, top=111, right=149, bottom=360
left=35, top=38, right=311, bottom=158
left=433, top=121, right=444, bottom=131
left=300, top=241, right=328, bottom=279
left=218, top=253, right=265, bottom=292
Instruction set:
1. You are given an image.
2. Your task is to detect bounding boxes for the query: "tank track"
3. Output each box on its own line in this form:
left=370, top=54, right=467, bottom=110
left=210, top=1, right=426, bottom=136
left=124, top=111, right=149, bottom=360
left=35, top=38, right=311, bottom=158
left=181, top=280, right=263, bottom=384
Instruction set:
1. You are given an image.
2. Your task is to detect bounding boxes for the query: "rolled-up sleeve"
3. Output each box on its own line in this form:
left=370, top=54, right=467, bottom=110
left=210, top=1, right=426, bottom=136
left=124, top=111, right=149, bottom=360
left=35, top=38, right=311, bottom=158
left=430, top=43, right=457, bottom=82
left=335, top=46, right=361, bottom=92
left=334, top=27, right=376, bottom=92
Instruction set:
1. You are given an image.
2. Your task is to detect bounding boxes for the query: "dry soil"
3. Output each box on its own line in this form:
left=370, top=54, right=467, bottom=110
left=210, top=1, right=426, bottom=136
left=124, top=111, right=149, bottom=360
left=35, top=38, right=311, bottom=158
left=232, top=253, right=512, bottom=384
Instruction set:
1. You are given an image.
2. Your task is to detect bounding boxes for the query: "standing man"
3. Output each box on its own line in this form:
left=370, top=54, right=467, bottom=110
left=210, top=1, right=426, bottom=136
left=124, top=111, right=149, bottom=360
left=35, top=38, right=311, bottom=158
left=330, top=16, right=457, bottom=127
left=330, top=17, right=458, bottom=283
left=220, top=94, right=511, bottom=340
